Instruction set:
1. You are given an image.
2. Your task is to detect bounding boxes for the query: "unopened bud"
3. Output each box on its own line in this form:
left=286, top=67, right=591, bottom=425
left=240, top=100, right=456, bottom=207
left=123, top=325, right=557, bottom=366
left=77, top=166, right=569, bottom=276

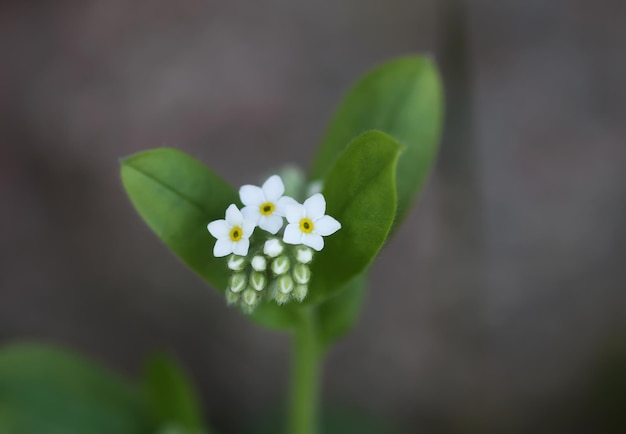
left=292, top=263, right=311, bottom=284
left=295, top=246, right=313, bottom=264
left=227, top=255, right=246, bottom=271
left=277, top=274, right=294, bottom=294
left=225, top=290, right=240, bottom=306
left=274, top=291, right=290, bottom=305
left=306, top=180, right=323, bottom=196
left=293, top=284, right=308, bottom=302
left=272, top=256, right=291, bottom=275
left=264, top=238, right=284, bottom=258
left=229, top=272, right=247, bottom=293
left=251, top=255, right=267, bottom=272
left=242, top=288, right=258, bottom=306
left=250, top=271, right=267, bottom=291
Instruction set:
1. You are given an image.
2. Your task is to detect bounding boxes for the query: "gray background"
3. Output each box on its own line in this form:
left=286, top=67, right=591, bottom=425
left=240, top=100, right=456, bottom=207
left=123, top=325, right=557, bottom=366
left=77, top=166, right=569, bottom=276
left=1, top=0, right=625, bottom=432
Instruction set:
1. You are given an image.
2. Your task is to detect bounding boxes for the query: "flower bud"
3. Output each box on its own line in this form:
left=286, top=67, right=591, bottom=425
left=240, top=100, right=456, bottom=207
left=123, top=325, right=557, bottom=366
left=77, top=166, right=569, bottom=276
left=264, top=238, right=284, bottom=258
left=272, top=256, right=291, bottom=275
left=227, top=255, right=246, bottom=271
left=251, top=255, right=267, bottom=272
left=229, top=272, right=247, bottom=293
left=250, top=271, right=267, bottom=291
left=295, top=246, right=313, bottom=264
left=293, top=284, right=308, bottom=302
left=277, top=274, right=294, bottom=294
left=242, top=288, right=258, bottom=306
left=274, top=290, right=290, bottom=305
left=306, top=180, right=323, bottom=196
left=225, top=290, right=240, bottom=306
left=292, top=263, right=311, bottom=284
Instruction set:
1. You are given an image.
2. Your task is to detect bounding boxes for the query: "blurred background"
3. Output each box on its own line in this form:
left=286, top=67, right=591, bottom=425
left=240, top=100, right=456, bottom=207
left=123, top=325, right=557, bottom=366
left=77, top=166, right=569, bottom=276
left=1, top=0, right=625, bottom=432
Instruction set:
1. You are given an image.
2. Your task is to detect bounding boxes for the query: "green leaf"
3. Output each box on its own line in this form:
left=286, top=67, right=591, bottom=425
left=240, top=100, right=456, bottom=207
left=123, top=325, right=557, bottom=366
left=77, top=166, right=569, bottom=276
left=121, top=148, right=298, bottom=330
left=0, top=343, right=151, bottom=434
left=142, top=354, right=208, bottom=434
left=316, top=273, right=367, bottom=350
left=121, top=147, right=237, bottom=292
left=307, top=130, right=400, bottom=304
left=311, top=56, right=443, bottom=230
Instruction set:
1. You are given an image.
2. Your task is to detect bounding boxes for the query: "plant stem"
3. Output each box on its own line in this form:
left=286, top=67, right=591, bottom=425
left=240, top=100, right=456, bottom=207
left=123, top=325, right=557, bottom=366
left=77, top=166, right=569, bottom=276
left=288, top=307, right=321, bottom=434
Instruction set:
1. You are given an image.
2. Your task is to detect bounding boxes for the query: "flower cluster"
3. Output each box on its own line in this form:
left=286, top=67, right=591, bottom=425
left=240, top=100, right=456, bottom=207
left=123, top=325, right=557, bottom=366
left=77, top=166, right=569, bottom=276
left=207, top=175, right=341, bottom=312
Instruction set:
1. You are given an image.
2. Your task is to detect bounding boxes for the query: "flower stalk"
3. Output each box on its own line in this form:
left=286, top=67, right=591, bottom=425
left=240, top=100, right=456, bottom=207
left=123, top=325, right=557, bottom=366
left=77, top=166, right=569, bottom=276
left=289, top=307, right=322, bottom=434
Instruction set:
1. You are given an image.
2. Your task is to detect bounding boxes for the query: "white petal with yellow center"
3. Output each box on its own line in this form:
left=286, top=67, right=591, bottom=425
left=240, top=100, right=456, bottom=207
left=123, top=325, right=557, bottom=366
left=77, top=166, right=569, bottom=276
left=240, top=175, right=296, bottom=234
left=207, top=204, right=255, bottom=257
left=283, top=193, right=341, bottom=251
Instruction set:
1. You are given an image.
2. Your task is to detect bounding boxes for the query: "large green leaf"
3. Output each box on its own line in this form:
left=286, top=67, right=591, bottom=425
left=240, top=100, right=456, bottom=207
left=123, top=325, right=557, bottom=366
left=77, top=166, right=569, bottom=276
left=121, top=148, right=236, bottom=292
left=121, top=148, right=298, bottom=330
left=307, top=130, right=400, bottom=304
left=142, top=354, right=208, bottom=434
left=311, top=56, right=443, bottom=230
left=0, top=343, right=151, bottom=434
left=316, top=273, right=367, bottom=350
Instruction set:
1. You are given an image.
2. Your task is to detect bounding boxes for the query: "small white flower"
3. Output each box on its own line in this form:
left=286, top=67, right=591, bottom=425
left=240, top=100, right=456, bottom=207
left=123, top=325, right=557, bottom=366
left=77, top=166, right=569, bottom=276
left=283, top=193, right=341, bottom=251
left=207, top=204, right=255, bottom=257
left=240, top=175, right=297, bottom=234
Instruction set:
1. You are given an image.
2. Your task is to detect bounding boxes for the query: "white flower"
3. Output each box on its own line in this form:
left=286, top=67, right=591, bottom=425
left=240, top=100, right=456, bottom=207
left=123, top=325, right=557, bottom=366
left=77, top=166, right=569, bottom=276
left=283, top=193, right=341, bottom=251
left=207, top=204, right=255, bottom=257
left=240, top=175, right=297, bottom=234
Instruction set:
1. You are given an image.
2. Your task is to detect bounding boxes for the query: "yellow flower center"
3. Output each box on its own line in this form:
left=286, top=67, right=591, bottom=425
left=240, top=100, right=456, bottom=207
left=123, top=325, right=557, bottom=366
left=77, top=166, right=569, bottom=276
left=260, top=202, right=275, bottom=216
left=299, top=218, right=314, bottom=233
left=230, top=226, right=243, bottom=241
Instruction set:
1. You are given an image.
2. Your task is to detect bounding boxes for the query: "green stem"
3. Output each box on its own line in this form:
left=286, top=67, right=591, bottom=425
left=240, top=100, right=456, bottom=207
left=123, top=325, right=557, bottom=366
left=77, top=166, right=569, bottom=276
left=288, top=307, right=322, bottom=434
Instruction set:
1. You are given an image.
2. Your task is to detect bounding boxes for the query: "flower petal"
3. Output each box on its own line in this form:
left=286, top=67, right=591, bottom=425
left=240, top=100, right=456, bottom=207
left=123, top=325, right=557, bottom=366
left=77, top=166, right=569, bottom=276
left=260, top=214, right=283, bottom=234
left=225, top=204, right=243, bottom=226
left=207, top=219, right=229, bottom=239
left=242, top=219, right=256, bottom=238
left=285, top=203, right=306, bottom=224
left=276, top=196, right=298, bottom=216
left=283, top=223, right=303, bottom=245
left=213, top=238, right=233, bottom=257
left=302, top=233, right=324, bottom=251
left=241, top=205, right=260, bottom=224
left=232, top=238, right=250, bottom=256
left=314, top=215, right=341, bottom=236
left=239, top=185, right=265, bottom=206
left=304, top=193, right=326, bottom=219
left=262, top=175, right=285, bottom=201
